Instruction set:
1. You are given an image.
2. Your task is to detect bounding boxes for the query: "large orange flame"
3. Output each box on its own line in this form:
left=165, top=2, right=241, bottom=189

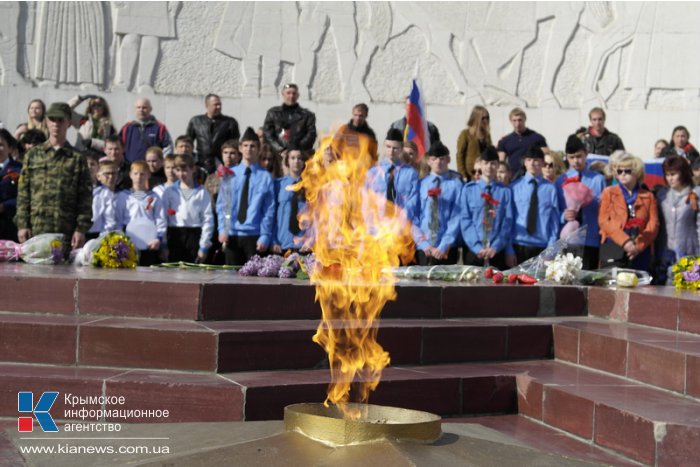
left=295, top=132, right=414, bottom=419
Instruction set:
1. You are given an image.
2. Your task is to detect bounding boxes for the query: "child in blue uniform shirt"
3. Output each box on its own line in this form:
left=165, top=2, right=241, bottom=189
left=555, top=135, right=606, bottom=270
left=271, top=145, right=310, bottom=254
left=216, top=127, right=275, bottom=266
left=460, top=146, right=515, bottom=270
left=414, top=142, right=462, bottom=265
left=365, top=128, right=419, bottom=221
left=511, top=145, right=561, bottom=264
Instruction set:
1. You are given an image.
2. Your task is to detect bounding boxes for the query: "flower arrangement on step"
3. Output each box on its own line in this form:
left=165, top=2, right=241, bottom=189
left=73, top=231, right=138, bottom=268
left=0, top=233, right=64, bottom=264
left=671, top=256, right=700, bottom=290
left=239, top=251, right=316, bottom=279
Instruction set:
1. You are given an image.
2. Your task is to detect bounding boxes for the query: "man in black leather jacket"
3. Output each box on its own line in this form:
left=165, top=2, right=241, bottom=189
left=186, top=94, right=240, bottom=173
left=263, top=83, right=317, bottom=156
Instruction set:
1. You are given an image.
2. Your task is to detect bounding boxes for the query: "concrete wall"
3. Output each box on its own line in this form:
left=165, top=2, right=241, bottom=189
left=0, top=1, right=698, bottom=159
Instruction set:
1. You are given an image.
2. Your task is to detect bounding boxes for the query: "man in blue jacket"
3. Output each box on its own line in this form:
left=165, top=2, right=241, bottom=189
left=120, top=97, right=173, bottom=163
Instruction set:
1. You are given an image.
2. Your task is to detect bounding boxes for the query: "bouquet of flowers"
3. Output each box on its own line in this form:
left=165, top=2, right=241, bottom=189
left=393, top=265, right=485, bottom=283
left=0, top=233, right=64, bottom=264
left=481, top=192, right=500, bottom=266
left=545, top=253, right=583, bottom=284
left=560, top=176, right=594, bottom=239
left=239, top=252, right=316, bottom=279
left=671, top=256, right=700, bottom=290
left=73, top=231, right=138, bottom=268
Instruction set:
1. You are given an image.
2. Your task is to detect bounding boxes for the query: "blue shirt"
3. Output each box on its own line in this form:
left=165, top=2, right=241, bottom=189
left=555, top=169, right=606, bottom=247
left=511, top=173, right=560, bottom=248
left=413, top=173, right=462, bottom=252
left=496, top=129, right=547, bottom=173
left=273, top=176, right=306, bottom=250
left=365, top=160, right=419, bottom=221
left=460, top=179, right=514, bottom=254
left=216, top=162, right=275, bottom=246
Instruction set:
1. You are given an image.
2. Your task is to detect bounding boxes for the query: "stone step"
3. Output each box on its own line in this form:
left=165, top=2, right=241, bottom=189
left=455, top=415, right=638, bottom=466
left=0, top=362, right=517, bottom=424
left=554, top=318, right=700, bottom=399
left=0, top=264, right=587, bottom=321
left=0, top=312, right=554, bottom=372
left=0, top=363, right=243, bottom=424
left=588, top=286, right=700, bottom=336
left=511, top=359, right=700, bottom=466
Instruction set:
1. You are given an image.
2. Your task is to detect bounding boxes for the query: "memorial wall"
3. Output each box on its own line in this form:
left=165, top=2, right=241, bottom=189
left=0, top=1, right=698, bottom=158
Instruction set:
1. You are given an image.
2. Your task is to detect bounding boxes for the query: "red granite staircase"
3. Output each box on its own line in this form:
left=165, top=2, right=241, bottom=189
left=2, top=264, right=700, bottom=465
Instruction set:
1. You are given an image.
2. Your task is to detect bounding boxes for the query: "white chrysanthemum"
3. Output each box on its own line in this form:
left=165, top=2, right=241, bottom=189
left=545, top=253, right=583, bottom=284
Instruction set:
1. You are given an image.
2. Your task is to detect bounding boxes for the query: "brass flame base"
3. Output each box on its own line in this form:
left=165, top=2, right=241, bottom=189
left=284, top=403, right=442, bottom=446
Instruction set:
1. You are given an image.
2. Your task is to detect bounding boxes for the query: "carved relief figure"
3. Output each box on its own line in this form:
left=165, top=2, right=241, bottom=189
left=33, top=1, right=105, bottom=89
left=214, top=2, right=300, bottom=98
left=113, top=1, right=180, bottom=94
left=0, top=2, right=23, bottom=86
left=349, top=1, right=392, bottom=101
left=296, top=1, right=356, bottom=100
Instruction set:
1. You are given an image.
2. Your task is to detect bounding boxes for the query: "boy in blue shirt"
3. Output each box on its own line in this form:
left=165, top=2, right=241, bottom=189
left=216, top=127, right=275, bottom=265
left=460, top=146, right=515, bottom=270
left=556, top=135, right=606, bottom=270
left=510, top=145, right=561, bottom=264
left=365, top=128, right=418, bottom=221
left=414, top=142, right=462, bottom=265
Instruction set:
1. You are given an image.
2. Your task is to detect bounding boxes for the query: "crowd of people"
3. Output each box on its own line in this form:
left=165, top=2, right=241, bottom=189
left=1, top=84, right=699, bottom=284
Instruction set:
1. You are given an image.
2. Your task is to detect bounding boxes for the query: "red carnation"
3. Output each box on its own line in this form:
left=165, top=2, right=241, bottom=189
left=427, top=187, right=442, bottom=197
left=480, top=192, right=500, bottom=205
left=561, top=176, right=580, bottom=187
left=624, top=218, right=645, bottom=229
left=167, top=208, right=177, bottom=216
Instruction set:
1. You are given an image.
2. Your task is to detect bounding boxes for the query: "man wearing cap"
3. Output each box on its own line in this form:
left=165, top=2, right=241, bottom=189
left=413, top=142, right=462, bottom=265
left=460, top=145, right=514, bottom=269
left=365, top=128, right=419, bottom=222
left=15, top=102, right=93, bottom=250
left=510, top=145, right=561, bottom=264
left=555, top=134, right=606, bottom=269
left=263, top=83, right=317, bottom=157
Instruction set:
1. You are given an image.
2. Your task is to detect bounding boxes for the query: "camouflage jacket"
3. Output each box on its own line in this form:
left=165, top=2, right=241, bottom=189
left=15, top=141, right=93, bottom=237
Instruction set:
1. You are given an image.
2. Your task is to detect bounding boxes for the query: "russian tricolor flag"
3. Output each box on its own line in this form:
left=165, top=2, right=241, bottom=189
left=404, top=79, right=429, bottom=160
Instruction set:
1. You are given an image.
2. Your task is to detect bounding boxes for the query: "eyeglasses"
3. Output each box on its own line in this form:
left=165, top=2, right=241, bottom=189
left=544, top=162, right=554, bottom=168
left=616, top=169, right=633, bottom=175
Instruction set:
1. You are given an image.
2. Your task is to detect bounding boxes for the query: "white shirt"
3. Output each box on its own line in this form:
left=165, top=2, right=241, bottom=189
left=161, top=181, right=214, bottom=252
left=89, top=185, right=117, bottom=234
left=114, top=189, right=167, bottom=241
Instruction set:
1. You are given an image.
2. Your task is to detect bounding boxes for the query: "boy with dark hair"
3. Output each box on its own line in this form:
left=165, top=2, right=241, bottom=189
left=104, top=135, right=131, bottom=191
left=414, top=142, right=462, bottom=265
left=217, top=127, right=275, bottom=265
left=460, top=146, right=514, bottom=269
left=271, top=145, right=308, bottom=254
left=154, top=153, right=177, bottom=198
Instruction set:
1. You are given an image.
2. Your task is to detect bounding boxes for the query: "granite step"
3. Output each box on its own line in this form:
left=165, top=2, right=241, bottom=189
left=0, top=264, right=588, bottom=321
left=0, top=312, right=554, bottom=373
left=455, top=415, right=638, bottom=467
left=510, top=359, right=700, bottom=466
left=588, top=286, right=700, bottom=336
left=554, top=318, right=700, bottom=398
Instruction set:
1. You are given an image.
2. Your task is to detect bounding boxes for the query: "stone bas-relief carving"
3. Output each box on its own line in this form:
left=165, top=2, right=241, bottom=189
left=113, top=1, right=180, bottom=94
left=0, top=2, right=22, bottom=86
left=33, top=2, right=105, bottom=89
left=0, top=1, right=698, bottom=113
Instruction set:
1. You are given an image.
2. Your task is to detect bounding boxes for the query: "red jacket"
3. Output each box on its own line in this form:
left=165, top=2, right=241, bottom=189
left=598, top=185, right=659, bottom=252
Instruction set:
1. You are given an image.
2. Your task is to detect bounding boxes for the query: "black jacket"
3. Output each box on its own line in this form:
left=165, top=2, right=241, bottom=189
left=186, top=114, right=240, bottom=162
left=263, top=103, right=317, bottom=153
left=581, top=128, right=625, bottom=156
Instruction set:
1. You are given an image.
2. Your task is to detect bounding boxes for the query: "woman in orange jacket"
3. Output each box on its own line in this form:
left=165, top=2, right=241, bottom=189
left=598, top=151, right=659, bottom=270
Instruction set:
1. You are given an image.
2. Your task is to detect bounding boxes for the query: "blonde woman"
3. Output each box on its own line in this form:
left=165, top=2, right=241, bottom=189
left=456, top=105, right=491, bottom=181
left=542, top=149, right=565, bottom=183
left=599, top=151, right=659, bottom=270
left=14, top=99, right=48, bottom=140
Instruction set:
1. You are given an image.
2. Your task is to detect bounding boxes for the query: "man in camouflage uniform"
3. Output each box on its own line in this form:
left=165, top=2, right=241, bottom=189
left=15, top=102, right=93, bottom=250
